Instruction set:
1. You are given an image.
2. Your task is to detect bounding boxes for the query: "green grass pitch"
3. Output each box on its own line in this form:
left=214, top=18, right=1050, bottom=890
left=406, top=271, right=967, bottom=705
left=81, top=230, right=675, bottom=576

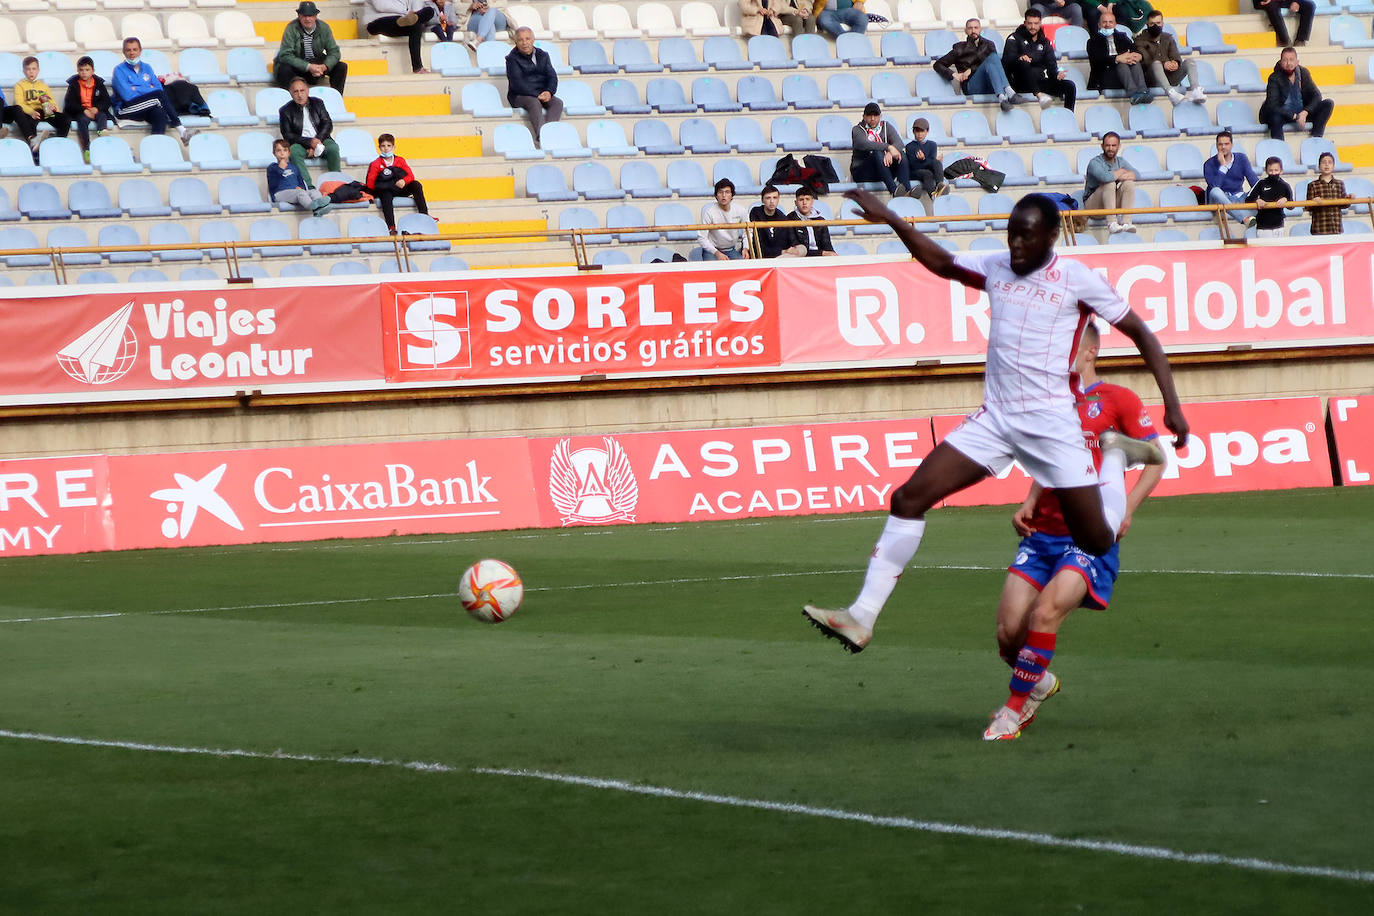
left=2, top=487, right=1372, bottom=913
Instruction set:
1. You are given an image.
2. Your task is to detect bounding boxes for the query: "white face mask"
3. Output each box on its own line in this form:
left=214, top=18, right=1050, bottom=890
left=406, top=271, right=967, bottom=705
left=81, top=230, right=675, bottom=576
left=126, top=56, right=141, bottom=66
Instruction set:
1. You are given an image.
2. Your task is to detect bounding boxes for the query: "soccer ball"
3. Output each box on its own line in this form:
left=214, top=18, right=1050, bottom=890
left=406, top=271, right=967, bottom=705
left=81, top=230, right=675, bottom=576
left=458, top=559, right=524, bottom=623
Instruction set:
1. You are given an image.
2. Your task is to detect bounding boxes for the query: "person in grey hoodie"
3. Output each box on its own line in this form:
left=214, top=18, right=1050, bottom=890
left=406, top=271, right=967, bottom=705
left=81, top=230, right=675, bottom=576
left=850, top=102, right=911, bottom=197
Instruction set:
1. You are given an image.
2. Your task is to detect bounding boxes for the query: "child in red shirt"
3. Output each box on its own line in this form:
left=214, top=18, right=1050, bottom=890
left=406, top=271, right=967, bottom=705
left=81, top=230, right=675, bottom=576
left=365, top=133, right=429, bottom=232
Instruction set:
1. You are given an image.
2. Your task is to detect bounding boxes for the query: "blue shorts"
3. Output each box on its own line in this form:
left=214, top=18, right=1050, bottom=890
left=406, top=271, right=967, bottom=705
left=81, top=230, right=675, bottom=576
left=1007, top=531, right=1121, bottom=610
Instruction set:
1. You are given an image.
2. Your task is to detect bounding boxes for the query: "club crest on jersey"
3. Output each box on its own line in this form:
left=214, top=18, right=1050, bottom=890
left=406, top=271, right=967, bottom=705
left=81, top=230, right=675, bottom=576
left=1086, top=402, right=1103, bottom=419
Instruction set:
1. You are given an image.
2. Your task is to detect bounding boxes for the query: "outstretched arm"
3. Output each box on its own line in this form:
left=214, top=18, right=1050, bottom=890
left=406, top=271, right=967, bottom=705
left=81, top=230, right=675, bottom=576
left=843, top=189, right=975, bottom=283
left=1111, top=310, right=1189, bottom=449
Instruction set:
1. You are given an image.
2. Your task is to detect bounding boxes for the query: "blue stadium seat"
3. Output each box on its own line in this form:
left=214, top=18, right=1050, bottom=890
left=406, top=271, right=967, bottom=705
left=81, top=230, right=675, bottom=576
left=640, top=245, right=680, bottom=263
left=771, top=116, right=822, bottom=152
left=139, top=135, right=192, bottom=172
left=0, top=186, right=17, bottom=221
left=1084, top=104, right=1130, bottom=139
left=826, top=72, right=868, bottom=108
left=831, top=241, right=866, bottom=256
left=540, top=122, right=592, bottom=158
left=985, top=150, right=1037, bottom=186
left=129, top=268, right=171, bottom=282
left=681, top=117, right=731, bottom=154
left=703, top=36, right=752, bottom=71
left=235, top=131, right=276, bottom=168
left=1130, top=188, right=1167, bottom=224
left=792, top=33, right=841, bottom=68
left=1300, top=137, right=1352, bottom=172
left=1216, top=100, right=1265, bottom=135
left=653, top=202, right=697, bottom=240
left=0, top=227, right=49, bottom=267
left=1185, top=21, right=1236, bottom=54
left=526, top=164, right=578, bottom=201
left=534, top=41, right=573, bottom=76
left=747, top=34, right=797, bottom=69
left=713, top=159, right=760, bottom=195
left=189, top=133, right=242, bottom=170
left=1256, top=138, right=1304, bottom=174
left=227, top=47, right=271, bottom=83
left=180, top=266, right=223, bottom=281
left=607, top=203, right=658, bottom=241
left=667, top=159, right=713, bottom=197
left=780, top=74, right=831, bottom=110
left=633, top=119, right=686, bottom=155
left=38, top=137, right=93, bottom=176
left=950, top=110, right=996, bottom=144
left=47, top=225, right=101, bottom=265
left=77, top=270, right=119, bottom=284
left=613, top=38, right=663, bottom=73
left=1160, top=184, right=1210, bottom=222
left=569, top=39, right=617, bottom=74
left=428, top=256, right=470, bottom=271
left=475, top=41, right=513, bottom=75
left=559, top=79, right=606, bottom=116
left=558, top=206, right=611, bottom=244
left=1060, top=64, right=1098, bottom=103
left=1129, top=104, right=1178, bottom=140
left=1151, top=228, right=1189, bottom=244
left=249, top=217, right=303, bottom=258
left=150, top=223, right=204, bottom=261
left=332, top=128, right=375, bottom=167
left=298, top=216, right=351, bottom=255
left=279, top=262, right=321, bottom=278
left=1107, top=231, right=1146, bottom=245
left=573, top=161, right=626, bottom=200
left=1223, top=58, right=1264, bottom=94
left=89, top=136, right=140, bottom=174
left=587, top=120, right=638, bottom=156
left=839, top=197, right=888, bottom=234
left=996, top=109, right=1046, bottom=144
left=219, top=174, right=273, bottom=213
left=238, top=265, right=271, bottom=280
left=460, top=82, right=513, bottom=117
left=253, top=87, right=291, bottom=120
left=621, top=161, right=671, bottom=198
left=398, top=213, right=447, bottom=251
left=645, top=78, right=697, bottom=114
left=881, top=30, right=925, bottom=66
left=873, top=72, right=918, bottom=106
left=18, top=182, right=71, bottom=219
left=1123, top=144, right=1170, bottom=180
left=99, top=224, right=153, bottom=263
left=924, top=29, right=960, bottom=59
left=494, top=123, right=543, bottom=160
left=976, top=192, right=1015, bottom=229
left=726, top=117, right=775, bottom=153
left=432, top=41, right=480, bottom=77
left=206, top=89, right=258, bottom=127
left=348, top=214, right=394, bottom=253
left=601, top=79, right=651, bottom=114
left=1054, top=25, right=1090, bottom=58
left=1172, top=102, right=1217, bottom=136
left=69, top=181, right=121, bottom=219
left=969, top=237, right=1007, bottom=251
left=593, top=249, right=632, bottom=266
left=818, top=113, right=854, bottom=149
left=166, top=177, right=217, bottom=216
left=1165, top=143, right=1205, bottom=179
left=934, top=195, right=982, bottom=231
left=915, top=70, right=961, bottom=104
left=329, top=260, right=371, bottom=276
left=1031, top=148, right=1078, bottom=184
left=658, top=36, right=708, bottom=72
left=738, top=75, right=787, bottom=111
left=906, top=113, right=950, bottom=144
left=837, top=31, right=885, bottom=67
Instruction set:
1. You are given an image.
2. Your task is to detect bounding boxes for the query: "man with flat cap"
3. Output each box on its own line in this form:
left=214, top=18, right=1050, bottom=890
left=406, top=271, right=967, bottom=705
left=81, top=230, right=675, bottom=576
left=274, top=2, right=348, bottom=93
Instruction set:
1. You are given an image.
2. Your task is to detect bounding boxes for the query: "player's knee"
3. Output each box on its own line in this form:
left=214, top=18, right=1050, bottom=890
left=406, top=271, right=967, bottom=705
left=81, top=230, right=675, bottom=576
left=889, top=482, right=934, bottom=518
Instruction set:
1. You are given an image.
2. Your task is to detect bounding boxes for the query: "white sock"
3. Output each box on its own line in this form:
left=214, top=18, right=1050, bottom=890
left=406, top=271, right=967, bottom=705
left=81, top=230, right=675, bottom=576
left=178, top=125, right=189, bottom=139
left=849, top=516, right=926, bottom=629
left=1098, top=448, right=1127, bottom=536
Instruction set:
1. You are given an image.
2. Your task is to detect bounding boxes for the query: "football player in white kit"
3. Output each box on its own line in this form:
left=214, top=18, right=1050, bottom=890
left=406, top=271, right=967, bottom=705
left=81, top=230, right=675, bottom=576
left=803, top=189, right=1188, bottom=654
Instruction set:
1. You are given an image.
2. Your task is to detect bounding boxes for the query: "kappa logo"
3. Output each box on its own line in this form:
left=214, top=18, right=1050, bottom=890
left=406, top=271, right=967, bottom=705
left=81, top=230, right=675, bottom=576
left=150, top=463, right=244, bottom=539
left=548, top=437, right=639, bottom=526
left=57, top=301, right=139, bottom=385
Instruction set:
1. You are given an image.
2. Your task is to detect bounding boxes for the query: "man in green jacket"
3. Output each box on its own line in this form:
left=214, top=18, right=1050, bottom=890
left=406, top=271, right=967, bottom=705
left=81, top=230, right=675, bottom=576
left=273, top=2, right=348, bottom=93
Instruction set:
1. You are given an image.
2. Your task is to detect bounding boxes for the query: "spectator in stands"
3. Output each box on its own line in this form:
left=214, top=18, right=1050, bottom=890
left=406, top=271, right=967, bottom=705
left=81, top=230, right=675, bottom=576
left=4, top=57, right=71, bottom=156
left=815, top=0, right=867, bottom=38
left=1083, top=131, right=1139, bottom=234
left=112, top=37, right=197, bottom=144
left=1136, top=10, right=1203, bottom=106
left=279, top=77, right=341, bottom=184
left=63, top=57, right=113, bottom=157
left=363, top=0, right=435, bottom=74
left=791, top=187, right=836, bottom=256
left=1254, top=0, right=1315, bottom=48
left=698, top=178, right=751, bottom=260
left=904, top=118, right=947, bottom=200
left=1259, top=46, right=1332, bottom=140
left=366, top=133, right=430, bottom=232
left=1002, top=10, right=1076, bottom=112
left=851, top=102, right=911, bottom=198
left=427, top=0, right=457, bottom=43
left=933, top=19, right=1018, bottom=113
left=751, top=185, right=806, bottom=258
left=268, top=138, right=334, bottom=215
left=455, top=0, right=511, bottom=51
left=1305, top=152, right=1348, bottom=236
left=1246, top=156, right=1292, bottom=237
left=274, top=2, right=347, bottom=94
left=1203, top=130, right=1257, bottom=226
left=1085, top=0, right=1153, bottom=34
left=1027, top=1, right=1084, bottom=29
left=1086, top=9, right=1150, bottom=106
left=506, top=27, right=563, bottom=140
left=740, top=0, right=816, bottom=37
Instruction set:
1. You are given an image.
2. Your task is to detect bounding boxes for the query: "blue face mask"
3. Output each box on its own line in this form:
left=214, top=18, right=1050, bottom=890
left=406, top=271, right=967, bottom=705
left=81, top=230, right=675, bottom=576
left=1099, top=28, right=1115, bottom=37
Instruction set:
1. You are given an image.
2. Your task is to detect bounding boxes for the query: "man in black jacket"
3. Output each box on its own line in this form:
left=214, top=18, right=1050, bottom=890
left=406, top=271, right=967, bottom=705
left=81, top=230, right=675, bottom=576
left=505, top=26, right=562, bottom=140
left=63, top=56, right=113, bottom=154
left=279, top=77, right=340, bottom=185
left=1086, top=9, right=1150, bottom=105
left=751, top=185, right=806, bottom=258
left=791, top=188, right=835, bottom=256
left=1254, top=0, right=1315, bottom=48
left=933, top=18, right=1018, bottom=112
left=1002, top=10, right=1076, bottom=111
left=1258, top=46, right=1332, bottom=139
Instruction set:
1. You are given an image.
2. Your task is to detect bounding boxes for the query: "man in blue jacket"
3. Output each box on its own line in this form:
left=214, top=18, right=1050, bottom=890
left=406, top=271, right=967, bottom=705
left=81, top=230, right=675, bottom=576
left=505, top=26, right=562, bottom=140
left=1203, top=130, right=1258, bottom=225
left=110, top=37, right=195, bottom=143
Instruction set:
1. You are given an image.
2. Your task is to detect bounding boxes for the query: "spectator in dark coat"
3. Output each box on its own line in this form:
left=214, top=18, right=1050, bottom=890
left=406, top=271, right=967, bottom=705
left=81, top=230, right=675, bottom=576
left=1086, top=10, right=1150, bottom=105
left=933, top=18, right=1018, bottom=111
left=751, top=185, right=806, bottom=258
left=273, top=2, right=347, bottom=92
left=903, top=117, right=947, bottom=199
left=1002, top=10, right=1076, bottom=111
left=63, top=56, right=113, bottom=153
left=791, top=188, right=836, bottom=256
left=1258, top=46, right=1332, bottom=139
left=505, top=26, right=562, bottom=140
left=278, top=77, right=340, bottom=186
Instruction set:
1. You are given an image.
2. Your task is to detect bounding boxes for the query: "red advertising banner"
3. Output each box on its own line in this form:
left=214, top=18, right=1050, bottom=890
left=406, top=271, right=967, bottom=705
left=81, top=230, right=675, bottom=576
left=934, top=396, right=1331, bottom=507
left=779, top=244, right=1374, bottom=365
left=0, top=455, right=113, bottom=557
left=525, top=420, right=935, bottom=526
left=378, top=269, right=780, bottom=382
left=0, top=285, right=384, bottom=401
left=1328, top=395, right=1374, bottom=486
left=103, top=437, right=541, bottom=551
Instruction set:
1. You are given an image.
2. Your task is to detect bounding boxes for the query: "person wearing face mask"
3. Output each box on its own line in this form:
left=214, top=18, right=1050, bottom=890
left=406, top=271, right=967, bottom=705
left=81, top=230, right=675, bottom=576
left=365, top=133, right=429, bottom=233
left=1258, top=45, right=1333, bottom=140
left=1080, top=0, right=1154, bottom=34
left=1086, top=10, right=1150, bottom=106
left=110, top=36, right=196, bottom=144
left=1135, top=10, right=1203, bottom=106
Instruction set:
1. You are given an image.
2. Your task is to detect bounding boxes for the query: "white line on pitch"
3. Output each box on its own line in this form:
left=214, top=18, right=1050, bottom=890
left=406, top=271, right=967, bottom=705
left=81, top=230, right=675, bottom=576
left=0, top=728, right=1367, bottom=885
left=3, top=562, right=1370, bottom=625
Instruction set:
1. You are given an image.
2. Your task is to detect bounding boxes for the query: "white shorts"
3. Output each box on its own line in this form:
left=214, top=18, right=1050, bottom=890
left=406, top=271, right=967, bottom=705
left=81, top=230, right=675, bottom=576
left=943, top=403, right=1098, bottom=490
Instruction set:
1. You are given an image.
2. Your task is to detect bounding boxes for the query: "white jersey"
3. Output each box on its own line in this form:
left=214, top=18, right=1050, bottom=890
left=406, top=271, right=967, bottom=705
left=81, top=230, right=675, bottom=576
left=952, top=251, right=1130, bottom=413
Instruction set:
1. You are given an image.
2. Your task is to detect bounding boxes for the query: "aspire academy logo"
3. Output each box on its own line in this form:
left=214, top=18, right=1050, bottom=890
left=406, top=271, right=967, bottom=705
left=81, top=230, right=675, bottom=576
left=57, top=301, right=138, bottom=385
left=548, top=437, right=639, bottom=525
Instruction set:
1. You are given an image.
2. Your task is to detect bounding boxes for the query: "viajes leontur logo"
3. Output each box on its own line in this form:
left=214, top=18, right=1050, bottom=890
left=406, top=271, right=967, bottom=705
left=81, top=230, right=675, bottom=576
left=548, top=437, right=638, bottom=525
left=57, top=301, right=139, bottom=385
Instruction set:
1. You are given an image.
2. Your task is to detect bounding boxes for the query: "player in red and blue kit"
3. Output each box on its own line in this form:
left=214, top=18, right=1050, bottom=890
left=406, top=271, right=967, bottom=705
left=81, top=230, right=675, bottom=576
left=984, top=322, right=1165, bottom=740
